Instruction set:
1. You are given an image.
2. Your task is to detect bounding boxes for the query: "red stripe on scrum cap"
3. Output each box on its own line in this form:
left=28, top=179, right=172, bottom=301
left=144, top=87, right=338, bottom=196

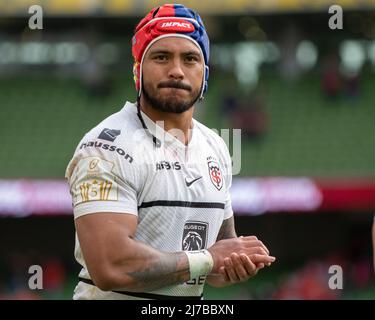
left=158, top=4, right=175, bottom=17
left=155, top=19, right=195, bottom=33
left=134, top=5, right=175, bottom=33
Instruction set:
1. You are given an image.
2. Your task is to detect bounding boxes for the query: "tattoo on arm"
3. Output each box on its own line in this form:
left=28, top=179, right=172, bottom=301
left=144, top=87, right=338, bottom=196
left=125, top=252, right=190, bottom=291
left=216, top=216, right=237, bottom=241
left=118, top=217, right=236, bottom=291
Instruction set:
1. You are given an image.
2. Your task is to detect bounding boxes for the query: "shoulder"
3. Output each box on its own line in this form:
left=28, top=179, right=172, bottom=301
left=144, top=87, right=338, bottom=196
left=85, top=102, right=139, bottom=144
left=65, top=102, right=144, bottom=180
left=74, top=102, right=143, bottom=157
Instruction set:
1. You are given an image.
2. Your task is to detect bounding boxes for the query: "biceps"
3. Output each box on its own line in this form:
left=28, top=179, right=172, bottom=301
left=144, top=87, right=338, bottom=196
left=216, top=216, right=237, bottom=241
left=75, top=212, right=138, bottom=272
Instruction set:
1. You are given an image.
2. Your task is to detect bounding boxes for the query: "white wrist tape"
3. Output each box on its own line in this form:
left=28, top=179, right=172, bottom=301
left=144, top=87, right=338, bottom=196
left=185, top=250, right=214, bottom=280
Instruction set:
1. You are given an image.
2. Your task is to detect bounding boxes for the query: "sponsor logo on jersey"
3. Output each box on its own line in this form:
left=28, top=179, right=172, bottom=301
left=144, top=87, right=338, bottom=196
left=182, top=221, right=208, bottom=251
left=207, top=159, right=223, bottom=190
left=156, top=161, right=181, bottom=171
left=156, top=20, right=195, bottom=33
left=185, top=176, right=202, bottom=187
left=98, top=128, right=121, bottom=142
left=87, top=158, right=100, bottom=175
left=79, top=140, right=133, bottom=163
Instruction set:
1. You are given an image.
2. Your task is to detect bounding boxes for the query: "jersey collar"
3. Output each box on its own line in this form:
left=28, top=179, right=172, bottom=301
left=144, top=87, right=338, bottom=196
left=128, top=101, right=197, bottom=149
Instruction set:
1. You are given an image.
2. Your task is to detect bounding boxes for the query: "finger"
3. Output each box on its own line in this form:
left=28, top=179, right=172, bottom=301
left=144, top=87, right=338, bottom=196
left=242, top=240, right=270, bottom=255
left=256, top=263, right=265, bottom=269
left=258, top=241, right=270, bottom=255
left=240, top=235, right=258, bottom=241
left=251, top=247, right=269, bottom=257
left=224, top=257, right=240, bottom=282
left=245, top=239, right=270, bottom=256
left=230, top=253, right=248, bottom=281
left=250, top=254, right=276, bottom=265
left=240, top=254, right=258, bottom=277
left=219, top=266, right=230, bottom=282
left=242, top=244, right=269, bottom=257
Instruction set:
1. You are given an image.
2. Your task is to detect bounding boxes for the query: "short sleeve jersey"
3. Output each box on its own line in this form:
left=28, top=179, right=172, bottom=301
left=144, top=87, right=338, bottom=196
left=65, top=101, right=233, bottom=300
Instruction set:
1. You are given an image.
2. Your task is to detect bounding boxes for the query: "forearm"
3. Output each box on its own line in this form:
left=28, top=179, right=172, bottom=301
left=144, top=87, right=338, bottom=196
left=104, top=238, right=190, bottom=292
left=121, top=216, right=238, bottom=291
left=77, top=213, right=191, bottom=292
left=216, top=216, right=237, bottom=241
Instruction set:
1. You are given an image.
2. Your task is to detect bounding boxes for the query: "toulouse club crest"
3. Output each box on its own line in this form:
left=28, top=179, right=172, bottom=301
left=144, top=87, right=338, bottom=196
left=207, top=159, right=223, bottom=190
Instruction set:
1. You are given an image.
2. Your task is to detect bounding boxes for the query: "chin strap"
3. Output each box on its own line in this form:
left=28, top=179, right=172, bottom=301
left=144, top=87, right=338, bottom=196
left=136, top=98, right=161, bottom=148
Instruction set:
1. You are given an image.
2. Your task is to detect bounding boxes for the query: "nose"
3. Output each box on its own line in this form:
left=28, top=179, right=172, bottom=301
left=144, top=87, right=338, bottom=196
left=167, top=58, right=184, bottom=80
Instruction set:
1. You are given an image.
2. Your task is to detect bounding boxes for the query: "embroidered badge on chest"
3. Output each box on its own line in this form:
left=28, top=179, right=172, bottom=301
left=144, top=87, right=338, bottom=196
left=182, top=221, right=208, bottom=251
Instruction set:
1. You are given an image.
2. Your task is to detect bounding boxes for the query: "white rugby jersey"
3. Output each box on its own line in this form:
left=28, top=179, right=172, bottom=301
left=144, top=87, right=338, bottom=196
left=65, top=101, right=233, bottom=300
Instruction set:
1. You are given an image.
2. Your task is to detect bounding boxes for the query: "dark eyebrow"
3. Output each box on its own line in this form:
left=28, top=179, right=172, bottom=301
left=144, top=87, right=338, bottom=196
left=150, top=50, right=170, bottom=54
left=149, top=50, right=171, bottom=56
left=183, top=50, right=201, bottom=57
left=148, top=50, right=201, bottom=57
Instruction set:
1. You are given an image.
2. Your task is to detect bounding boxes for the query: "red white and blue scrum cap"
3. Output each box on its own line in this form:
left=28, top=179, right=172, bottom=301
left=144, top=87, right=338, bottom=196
left=132, top=3, right=210, bottom=99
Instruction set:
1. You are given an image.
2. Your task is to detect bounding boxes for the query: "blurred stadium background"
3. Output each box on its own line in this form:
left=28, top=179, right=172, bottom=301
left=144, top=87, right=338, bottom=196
left=1, top=0, right=375, bottom=300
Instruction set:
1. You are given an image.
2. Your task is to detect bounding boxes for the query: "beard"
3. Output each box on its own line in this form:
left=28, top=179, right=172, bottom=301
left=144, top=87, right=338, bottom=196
left=142, top=80, right=201, bottom=114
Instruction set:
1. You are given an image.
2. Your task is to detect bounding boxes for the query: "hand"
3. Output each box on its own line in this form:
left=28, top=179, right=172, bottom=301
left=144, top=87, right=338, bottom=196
left=207, top=235, right=275, bottom=274
left=237, top=235, right=272, bottom=269
left=219, top=252, right=275, bottom=284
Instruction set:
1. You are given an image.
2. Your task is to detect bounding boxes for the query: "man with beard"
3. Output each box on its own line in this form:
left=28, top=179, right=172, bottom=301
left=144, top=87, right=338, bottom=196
left=65, top=4, right=275, bottom=300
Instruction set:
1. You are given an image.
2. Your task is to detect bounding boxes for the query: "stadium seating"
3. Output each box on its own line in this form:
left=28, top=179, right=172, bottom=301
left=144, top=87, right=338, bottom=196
left=0, top=72, right=374, bottom=178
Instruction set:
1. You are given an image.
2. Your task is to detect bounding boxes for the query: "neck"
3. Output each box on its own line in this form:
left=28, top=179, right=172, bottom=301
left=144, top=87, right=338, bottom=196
left=139, top=96, right=195, bottom=145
